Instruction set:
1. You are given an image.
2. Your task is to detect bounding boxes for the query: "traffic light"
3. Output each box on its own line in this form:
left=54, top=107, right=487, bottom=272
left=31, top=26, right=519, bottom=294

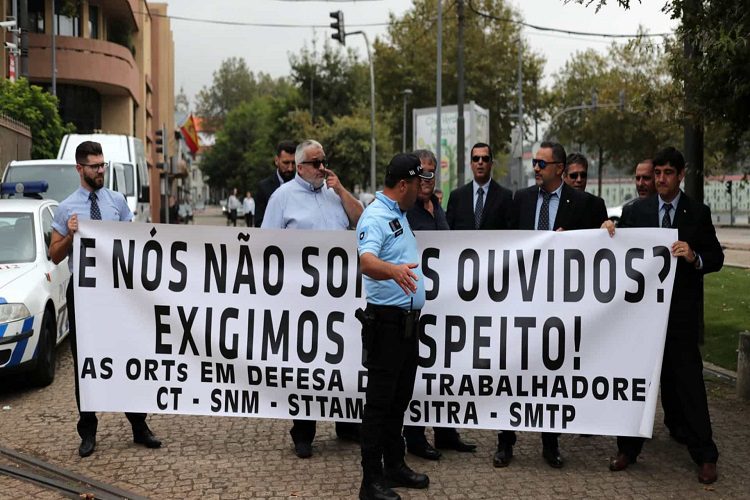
left=330, top=11, right=345, bottom=46
left=726, top=180, right=733, bottom=194
left=155, top=127, right=165, bottom=156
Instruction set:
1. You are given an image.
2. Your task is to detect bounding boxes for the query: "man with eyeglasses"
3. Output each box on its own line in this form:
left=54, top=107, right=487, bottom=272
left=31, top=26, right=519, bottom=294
left=446, top=142, right=513, bottom=231
left=254, top=140, right=297, bottom=227
left=499, top=141, right=604, bottom=470
left=563, top=152, right=608, bottom=228
left=604, top=147, right=722, bottom=485
left=401, top=149, right=476, bottom=461
left=49, top=141, right=162, bottom=458
left=261, top=139, right=363, bottom=458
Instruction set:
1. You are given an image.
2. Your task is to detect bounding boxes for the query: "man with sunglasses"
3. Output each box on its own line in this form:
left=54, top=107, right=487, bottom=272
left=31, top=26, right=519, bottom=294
left=498, top=141, right=605, bottom=470
left=261, top=139, right=363, bottom=458
left=254, top=140, right=297, bottom=227
left=49, top=141, right=162, bottom=458
left=605, top=147, right=722, bottom=485
left=563, top=152, right=608, bottom=229
left=446, top=142, right=513, bottom=231
left=402, top=149, right=476, bottom=461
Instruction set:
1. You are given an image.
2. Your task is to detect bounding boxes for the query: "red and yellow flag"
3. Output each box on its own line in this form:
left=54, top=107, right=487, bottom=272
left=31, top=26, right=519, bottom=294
left=179, top=113, right=201, bottom=155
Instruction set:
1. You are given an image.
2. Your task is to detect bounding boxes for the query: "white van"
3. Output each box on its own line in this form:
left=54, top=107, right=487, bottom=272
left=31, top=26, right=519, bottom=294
left=1, top=160, right=128, bottom=203
left=58, top=134, right=150, bottom=222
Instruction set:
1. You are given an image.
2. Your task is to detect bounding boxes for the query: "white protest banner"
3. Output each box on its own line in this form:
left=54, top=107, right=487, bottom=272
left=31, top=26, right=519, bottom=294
left=73, top=222, right=676, bottom=437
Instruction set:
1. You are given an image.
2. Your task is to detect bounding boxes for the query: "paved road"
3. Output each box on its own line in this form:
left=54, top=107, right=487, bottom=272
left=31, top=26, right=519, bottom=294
left=1, top=207, right=748, bottom=498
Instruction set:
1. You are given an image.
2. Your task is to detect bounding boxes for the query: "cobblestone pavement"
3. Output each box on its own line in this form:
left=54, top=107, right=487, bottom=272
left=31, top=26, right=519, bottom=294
left=0, top=342, right=749, bottom=499
left=1, top=209, right=748, bottom=499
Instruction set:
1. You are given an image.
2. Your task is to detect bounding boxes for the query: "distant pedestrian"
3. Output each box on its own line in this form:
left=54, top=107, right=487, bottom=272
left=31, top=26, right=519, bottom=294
left=243, top=191, right=255, bottom=227
left=227, top=188, right=240, bottom=226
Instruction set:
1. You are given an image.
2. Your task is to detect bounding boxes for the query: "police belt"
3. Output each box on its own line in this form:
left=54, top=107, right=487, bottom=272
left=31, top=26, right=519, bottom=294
left=365, top=303, right=420, bottom=325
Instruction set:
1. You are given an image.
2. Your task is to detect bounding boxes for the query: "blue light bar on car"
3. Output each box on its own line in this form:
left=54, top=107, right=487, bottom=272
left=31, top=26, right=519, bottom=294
left=0, top=181, right=49, bottom=195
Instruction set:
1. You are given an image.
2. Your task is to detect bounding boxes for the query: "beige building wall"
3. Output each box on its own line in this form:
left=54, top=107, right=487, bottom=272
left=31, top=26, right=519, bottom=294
left=101, top=96, right=133, bottom=135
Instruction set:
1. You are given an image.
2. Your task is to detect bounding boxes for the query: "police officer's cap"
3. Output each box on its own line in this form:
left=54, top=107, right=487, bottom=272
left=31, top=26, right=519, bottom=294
left=386, top=153, right=435, bottom=181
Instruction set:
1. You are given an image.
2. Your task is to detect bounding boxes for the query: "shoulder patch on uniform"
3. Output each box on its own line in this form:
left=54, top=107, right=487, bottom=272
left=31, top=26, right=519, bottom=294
left=359, top=227, right=367, bottom=241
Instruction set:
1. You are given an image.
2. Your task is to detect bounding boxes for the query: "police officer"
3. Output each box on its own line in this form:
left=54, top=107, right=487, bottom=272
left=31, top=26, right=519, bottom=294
left=355, top=153, right=433, bottom=500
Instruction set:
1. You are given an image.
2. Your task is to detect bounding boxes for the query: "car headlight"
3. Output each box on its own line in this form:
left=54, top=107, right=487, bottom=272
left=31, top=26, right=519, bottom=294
left=0, top=303, right=32, bottom=324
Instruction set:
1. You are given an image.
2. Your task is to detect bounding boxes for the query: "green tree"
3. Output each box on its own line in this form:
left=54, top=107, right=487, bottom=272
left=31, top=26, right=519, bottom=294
left=548, top=36, right=682, bottom=174
left=374, top=0, right=546, bottom=160
left=0, top=78, right=75, bottom=159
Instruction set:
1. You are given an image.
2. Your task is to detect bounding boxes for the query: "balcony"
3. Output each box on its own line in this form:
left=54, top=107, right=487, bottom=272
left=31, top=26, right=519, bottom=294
left=27, top=33, right=140, bottom=105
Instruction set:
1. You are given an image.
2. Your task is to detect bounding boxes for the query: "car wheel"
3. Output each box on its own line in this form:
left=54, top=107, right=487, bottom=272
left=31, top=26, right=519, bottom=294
left=31, top=311, right=57, bottom=387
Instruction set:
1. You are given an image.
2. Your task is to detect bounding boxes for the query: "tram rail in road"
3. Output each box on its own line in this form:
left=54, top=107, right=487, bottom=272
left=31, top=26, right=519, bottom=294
left=0, top=445, right=147, bottom=499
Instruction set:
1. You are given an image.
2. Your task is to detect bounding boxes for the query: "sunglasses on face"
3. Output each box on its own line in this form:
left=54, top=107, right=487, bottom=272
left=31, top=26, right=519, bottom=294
left=567, top=172, right=587, bottom=180
left=299, top=158, right=329, bottom=169
left=532, top=159, right=564, bottom=169
left=471, top=155, right=491, bottom=163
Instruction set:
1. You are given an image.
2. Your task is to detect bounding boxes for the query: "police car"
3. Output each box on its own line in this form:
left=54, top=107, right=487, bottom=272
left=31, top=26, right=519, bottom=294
left=0, top=181, right=70, bottom=386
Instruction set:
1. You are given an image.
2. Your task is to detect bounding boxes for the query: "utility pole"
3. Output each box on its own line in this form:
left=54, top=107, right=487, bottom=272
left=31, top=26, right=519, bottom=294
left=456, top=0, right=466, bottom=186
left=51, top=0, right=56, bottom=96
left=402, top=89, right=413, bottom=152
left=18, top=0, right=28, bottom=78
left=436, top=0, right=443, bottom=188
left=516, top=40, right=524, bottom=190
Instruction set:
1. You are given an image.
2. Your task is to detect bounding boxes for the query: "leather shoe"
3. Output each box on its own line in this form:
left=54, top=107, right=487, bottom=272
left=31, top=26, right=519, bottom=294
left=698, top=463, right=717, bottom=484
left=133, top=428, right=162, bottom=449
left=359, top=480, right=401, bottom=500
left=78, top=435, right=96, bottom=457
left=294, top=441, right=313, bottom=458
left=435, top=435, right=477, bottom=452
left=384, top=463, right=429, bottom=489
left=542, top=447, right=564, bottom=468
left=407, top=442, right=441, bottom=460
left=609, top=452, right=635, bottom=472
left=493, top=443, right=513, bottom=468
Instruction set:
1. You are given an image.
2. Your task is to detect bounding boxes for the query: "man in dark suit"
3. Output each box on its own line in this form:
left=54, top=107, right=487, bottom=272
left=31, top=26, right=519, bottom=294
left=563, top=152, right=608, bottom=228
left=254, top=140, right=297, bottom=227
left=496, top=141, right=606, bottom=470
left=606, top=147, right=722, bottom=485
left=446, top=142, right=513, bottom=230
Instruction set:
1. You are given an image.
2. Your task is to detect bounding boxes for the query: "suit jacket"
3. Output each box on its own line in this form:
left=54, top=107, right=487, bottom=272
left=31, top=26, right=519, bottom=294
left=511, top=182, right=601, bottom=230
left=254, top=173, right=282, bottom=227
left=619, top=192, right=724, bottom=342
left=584, top=192, right=609, bottom=229
left=446, top=179, right=513, bottom=230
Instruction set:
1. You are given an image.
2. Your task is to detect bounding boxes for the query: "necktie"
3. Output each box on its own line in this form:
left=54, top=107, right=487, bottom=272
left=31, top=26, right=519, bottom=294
left=538, top=191, right=552, bottom=230
left=661, top=203, right=672, bottom=228
left=89, top=191, right=102, bottom=220
left=474, top=187, right=484, bottom=229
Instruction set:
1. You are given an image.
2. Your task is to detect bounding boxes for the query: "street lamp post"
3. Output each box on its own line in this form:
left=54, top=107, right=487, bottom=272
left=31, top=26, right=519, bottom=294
left=402, top=89, right=412, bottom=152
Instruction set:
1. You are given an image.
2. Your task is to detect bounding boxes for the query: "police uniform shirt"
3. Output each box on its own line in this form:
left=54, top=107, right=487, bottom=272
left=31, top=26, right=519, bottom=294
left=356, top=191, right=426, bottom=310
left=260, top=174, right=349, bottom=230
left=52, top=186, right=133, bottom=272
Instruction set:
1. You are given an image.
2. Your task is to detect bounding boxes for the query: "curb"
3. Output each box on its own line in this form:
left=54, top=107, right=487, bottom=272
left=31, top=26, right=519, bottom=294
left=703, top=361, right=737, bottom=383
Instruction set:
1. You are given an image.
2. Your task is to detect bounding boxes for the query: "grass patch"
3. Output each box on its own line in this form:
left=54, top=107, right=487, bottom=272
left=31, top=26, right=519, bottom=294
left=703, top=265, right=750, bottom=371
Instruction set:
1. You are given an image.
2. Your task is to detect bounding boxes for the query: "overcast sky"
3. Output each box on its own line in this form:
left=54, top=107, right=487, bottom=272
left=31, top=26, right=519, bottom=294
left=166, top=0, right=678, bottom=105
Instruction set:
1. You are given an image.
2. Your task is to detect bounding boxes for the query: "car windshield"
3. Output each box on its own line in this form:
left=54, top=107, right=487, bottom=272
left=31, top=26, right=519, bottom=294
left=4, top=164, right=82, bottom=202
left=0, top=212, right=36, bottom=264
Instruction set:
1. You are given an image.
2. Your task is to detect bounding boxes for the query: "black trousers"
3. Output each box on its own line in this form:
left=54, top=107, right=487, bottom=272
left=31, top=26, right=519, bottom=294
left=403, top=425, right=459, bottom=447
left=497, top=430, right=559, bottom=451
left=360, top=305, right=420, bottom=483
left=244, top=213, right=254, bottom=227
left=67, top=281, right=147, bottom=438
left=617, top=338, right=718, bottom=464
left=290, top=419, right=360, bottom=444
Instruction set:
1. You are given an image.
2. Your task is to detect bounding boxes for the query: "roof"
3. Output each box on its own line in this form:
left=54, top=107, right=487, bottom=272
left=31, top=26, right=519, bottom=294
left=0, top=198, right=56, bottom=212
left=8, top=160, right=75, bottom=167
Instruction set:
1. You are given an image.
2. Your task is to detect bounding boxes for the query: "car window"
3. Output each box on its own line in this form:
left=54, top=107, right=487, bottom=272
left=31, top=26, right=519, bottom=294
left=0, top=212, right=36, bottom=264
left=42, top=206, right=55, bottom=254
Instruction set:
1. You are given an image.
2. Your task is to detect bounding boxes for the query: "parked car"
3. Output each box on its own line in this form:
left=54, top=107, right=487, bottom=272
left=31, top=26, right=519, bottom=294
left=0, top=182, right=70, bottom=386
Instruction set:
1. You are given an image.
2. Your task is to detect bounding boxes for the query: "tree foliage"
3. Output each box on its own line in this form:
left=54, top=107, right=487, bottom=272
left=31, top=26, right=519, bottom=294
left=373, top=0, right=546, bottom=156
left=548, top=36, right=682, bottom=172
left=0, top=78, right=75, bottom=159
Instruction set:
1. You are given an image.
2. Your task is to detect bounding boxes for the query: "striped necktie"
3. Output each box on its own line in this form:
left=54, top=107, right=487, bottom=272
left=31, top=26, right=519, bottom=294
left=661, top=203, right=672, bottom=228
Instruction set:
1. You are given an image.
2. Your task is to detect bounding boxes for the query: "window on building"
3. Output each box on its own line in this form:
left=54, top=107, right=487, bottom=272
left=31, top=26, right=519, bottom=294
left=39, top=83, right=101, bottom=132
left=89, top=5, right=99, bottom=39
left=28, top=0, right=45, bottom=33
left=55, top=0, right=82, bottom=37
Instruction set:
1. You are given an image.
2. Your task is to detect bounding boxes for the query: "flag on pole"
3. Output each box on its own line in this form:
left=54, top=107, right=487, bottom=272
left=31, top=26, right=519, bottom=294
left=179, top=114, right=201, bottom=155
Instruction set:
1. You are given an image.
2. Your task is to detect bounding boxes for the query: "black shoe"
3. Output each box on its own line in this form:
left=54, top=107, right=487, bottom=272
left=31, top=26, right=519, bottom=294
left=435, top=435, right=477, bottom=452
left=294, top=441, right=313, bottom=458
left=133, top=428, right=162, bottom=449
left=384, top=463, right=429, bottom=489
left=407, top=442, right=441, bottom=460
left=493, top=443, right=513, bottom=468
left=542, top=447, right=564, bottom=468
left=78, top=435, right=96, bottom=457
left=359, top=480, right=401, bottom=500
